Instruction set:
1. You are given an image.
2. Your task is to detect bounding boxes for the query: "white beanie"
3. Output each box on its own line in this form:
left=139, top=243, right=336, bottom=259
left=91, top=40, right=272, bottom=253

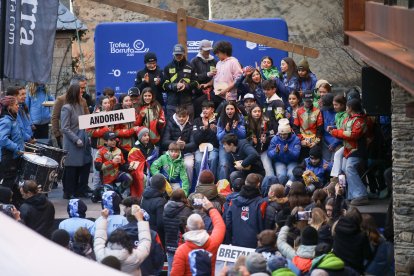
left=278, top=118, right=291, bottom=134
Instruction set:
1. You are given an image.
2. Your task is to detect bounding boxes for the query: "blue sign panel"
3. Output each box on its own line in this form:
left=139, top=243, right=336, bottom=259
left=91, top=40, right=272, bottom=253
left=95, top=18, right=288, bottom=98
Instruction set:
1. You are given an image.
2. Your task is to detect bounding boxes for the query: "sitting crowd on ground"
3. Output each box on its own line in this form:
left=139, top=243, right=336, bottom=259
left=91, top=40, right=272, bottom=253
left=0, top=39, right=398, bottom=275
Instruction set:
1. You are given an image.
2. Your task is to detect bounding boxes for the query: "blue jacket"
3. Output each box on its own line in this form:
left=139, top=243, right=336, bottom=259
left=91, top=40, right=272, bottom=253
left=267, top=133, right=301, bottom=165
left=321, top=108, right=342, bottom=149
left=297, top=72, right=317, bottom=92
left=217, top=114, right=246, bottom=145
left=280, top=74, right=298, bottom=105
left=26, top=87, right=54, bottom=125
left=235, top=74, right=266, bottom=106
left=0, top=114, right=25, bottom=159
left=225, top=186, right=266, bottom=248
left=17, top=105, right=33, bottom=142
left=304, top=157, right=332, bottom=185
left=58, top=217, right=94, bottom=240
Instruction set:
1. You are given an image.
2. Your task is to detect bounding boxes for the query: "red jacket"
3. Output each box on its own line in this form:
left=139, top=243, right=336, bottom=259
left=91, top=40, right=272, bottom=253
left=170, top=208, right=226, bottom=276
left=95, top=146, right=125, bottom=184
left=331, top=113, right=367, bottom=158
left=293, top=106, right=323, bottom=141
left=134, top=104, right=166, bottom=145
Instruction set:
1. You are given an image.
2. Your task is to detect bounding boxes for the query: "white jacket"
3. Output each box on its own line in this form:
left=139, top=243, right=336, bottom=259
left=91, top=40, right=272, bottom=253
left=94, top=217, right=151, bottom=275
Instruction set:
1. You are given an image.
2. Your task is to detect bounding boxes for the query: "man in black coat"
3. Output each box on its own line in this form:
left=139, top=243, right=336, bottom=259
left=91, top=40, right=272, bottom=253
left=140, top=174, right=168, bottom=244
left=222, top=133, right=265, bottom=181
left=19, top=180, right=55, bottom=238
left=134, top=52, right=165, bottom=106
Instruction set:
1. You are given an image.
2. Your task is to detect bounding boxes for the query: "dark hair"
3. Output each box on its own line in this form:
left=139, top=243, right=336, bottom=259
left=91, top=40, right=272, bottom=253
left=245, top=69, right=261, bottom=91
left=346, top=98, right=364, bottom=114
left=288, top=182, right=311, bottom=209
left=319, top=83, right=332, bottom=93
left=213, top=41, right=233, bottom=56
left=70, top=75, right=87, bottom=86
left=5, top=86, right=19, bottom=96
left=65, top=84, right=81, bottom=105
left=222, top=133, right=239, bottom=146
left=321, top=93, right=334, bottom=109
left=168, top=141, right=181, bottom=151
left=282, top=57, right=298, bottom=80
left=51, top=229, right=70, bottom=247
left=261, top=56, right=274, bottom=66
left=21, top=180, right=38, bottom=194
left=246, top=104, right=265, bottom=141
left=106, top=229, right=134, bottom=254
left=361, top=214, right=381, bottom=245
left=315, top=242, right=332, bottom=257
left=175, top=106, right=189, bottom=116
left=289, top=90, right=301, bottom=102
left=312, top=189, right=328, bottom=209
left=171, top=188, right=188, bottom=204
left=231, top=178, right=245, bottom=192
left=245, top=173, right=261, bottom=187
left=73, top=227, right=91, bottom=244
left=137, top=87, right=162, bottom=117
left=345, top=207, right=363, bottom=226
left=333, top=94, right=346, bottom=107
left=201, top=100, right=215, bottom=109
left=219, top=101, right=241, bottom=128
left=257, top=229, right=277, bottom=247
left=262, top=79, right=276, bottom=90
left=325, top=198, right=334, bottom=208
left=101, top=256, right=121, bottom=271
left=103, top=87, right=115, bottom=97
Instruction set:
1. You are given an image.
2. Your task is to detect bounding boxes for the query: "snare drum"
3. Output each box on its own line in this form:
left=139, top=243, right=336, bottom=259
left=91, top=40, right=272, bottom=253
left=19, top=154, right=59, bottom=193
left=35, top=143, right=67, bottom=182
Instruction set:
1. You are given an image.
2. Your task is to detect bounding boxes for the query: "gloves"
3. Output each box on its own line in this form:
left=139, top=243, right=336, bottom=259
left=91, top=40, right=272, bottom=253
left=76, top=139, right=84, bottom=148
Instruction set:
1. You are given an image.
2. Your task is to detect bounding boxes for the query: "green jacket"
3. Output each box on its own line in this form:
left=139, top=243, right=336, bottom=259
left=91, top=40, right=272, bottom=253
left=262, top=66, right=280, bottom=80
left=272, top=267, right=296, bottom=276
left=311, top=252, right=344, bottom=271
left=335, top=111, right=348, bottom=129
left=150, top=152, right=189, bottom=195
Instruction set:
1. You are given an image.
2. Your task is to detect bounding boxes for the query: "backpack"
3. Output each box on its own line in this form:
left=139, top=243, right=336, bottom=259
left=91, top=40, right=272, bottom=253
left=188, top=249, right=212, bottom=276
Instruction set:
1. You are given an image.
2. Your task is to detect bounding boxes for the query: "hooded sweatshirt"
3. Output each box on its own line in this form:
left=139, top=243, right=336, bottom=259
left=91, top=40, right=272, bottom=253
left=163, top=200, right=193, bottom=252
left=20, top=193, right=55, bottom=238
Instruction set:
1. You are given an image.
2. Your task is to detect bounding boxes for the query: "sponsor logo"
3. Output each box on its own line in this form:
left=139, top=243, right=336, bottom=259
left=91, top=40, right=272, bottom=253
left=241, top=206, right=249, bottom=221
left=246, top=41, right=257, bottom=50
left=108, top=69, right=121, bottom=77
left=246, top=41, right=272, bottom=51
left=187, top=40, right=214, bottom=54
left=109, top=39, right=149, bottom=56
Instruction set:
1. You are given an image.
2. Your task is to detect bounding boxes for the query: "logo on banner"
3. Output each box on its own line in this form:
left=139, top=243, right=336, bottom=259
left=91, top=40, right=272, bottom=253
left=187, top=40, right=214, bottom=54
left=109, top=69, right=121, bottom=77
left=109, top=39, right=149, bottom=56
left=246, top=41, right=257, bottom=50
left=241, top=206, right=249, bottom=221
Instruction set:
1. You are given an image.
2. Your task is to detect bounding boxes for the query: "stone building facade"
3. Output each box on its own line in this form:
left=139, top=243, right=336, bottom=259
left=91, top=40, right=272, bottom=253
left=391, top=83, right=414, bottom=274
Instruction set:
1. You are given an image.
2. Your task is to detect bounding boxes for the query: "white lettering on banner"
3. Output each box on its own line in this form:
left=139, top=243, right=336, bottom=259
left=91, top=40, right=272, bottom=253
left=8, top=0, right=17, bottom=45
left=78, top=108, right=136, bottom=129
left=216, top=244, right=255, bottom=263
left=109, top=39, right=149, bottom=56
left=20, top=0, right=38, bottom=45
left=187, top=40, right=214, bottom=54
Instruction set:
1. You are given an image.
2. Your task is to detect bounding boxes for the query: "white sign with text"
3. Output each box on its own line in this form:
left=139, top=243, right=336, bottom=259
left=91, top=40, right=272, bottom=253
left=79, top=108, right=136, bottom=129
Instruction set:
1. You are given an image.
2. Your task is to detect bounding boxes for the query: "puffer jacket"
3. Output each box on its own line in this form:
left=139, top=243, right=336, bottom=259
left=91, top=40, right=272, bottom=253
left=150, top=152, right=190, bottom=195
left=298, top=72, right=317, bottom=92
left=267, top=133, right=301, bottom=165
left=217, top=114, right=246, bottom=145
left=25, top=87, right=54, bottom=125
left=163, top=200, right=193, bottom=253
left=190, top=53, right=217, bottom=85
left=161, top=114, right=195, bottom=154
left=140, top=186, right=167, bottom=243
left=0, top=114, right=25, bottom=159
left=94, top=218, right=151, bottom=276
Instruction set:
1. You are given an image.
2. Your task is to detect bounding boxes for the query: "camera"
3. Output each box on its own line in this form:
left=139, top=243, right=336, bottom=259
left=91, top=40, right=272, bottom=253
left=0, top=204, right=15, bottom=218
left=296, top=211, right=312, bottom=221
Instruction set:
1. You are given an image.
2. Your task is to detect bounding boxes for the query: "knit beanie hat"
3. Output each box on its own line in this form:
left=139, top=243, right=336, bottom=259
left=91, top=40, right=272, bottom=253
left=309, top=146, right=322, bottom=159
left=0, top=96, right=17, bottom=108
left=150, top=174, right=166, bottom=190
left=137, top=127, right=150, bottom=141
left=315, top=79, right=331, bottom=90
left=267, top=255, right=288, bottom=272
left=246, top=253, right=268, bottom=274
left=297, top=58, right=310, bottom=71
left=278, top=118, right=291, bottom=134
left=67, top=198, right=87, bottom=218
left=199, top=170, right=215, bottom=185
left=301, top=226, right=319, bottom=246
left=144, top=52, right=157, bottom=63
left=101, top=191, right=121, bottom=215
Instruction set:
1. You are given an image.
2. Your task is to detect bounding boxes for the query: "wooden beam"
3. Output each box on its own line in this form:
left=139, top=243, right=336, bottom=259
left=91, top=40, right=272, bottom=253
left=344, top=0, right=366, bottom=45
left=177, top=8, right=188, bottom=56
left=90, top=0, right=319, bottom=58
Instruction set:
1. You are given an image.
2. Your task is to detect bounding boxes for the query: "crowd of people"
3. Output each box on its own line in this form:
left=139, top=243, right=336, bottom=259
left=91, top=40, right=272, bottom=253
left=0, top=39, right=398, bottom=275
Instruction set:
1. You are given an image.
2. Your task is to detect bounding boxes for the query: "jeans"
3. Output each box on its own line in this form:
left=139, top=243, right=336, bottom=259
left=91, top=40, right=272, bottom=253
left=261, top=151, right=275, bottom=177
left=330, top=146, right=344, bottom=177
left=342, top=157, right=368, bottom=200
left=274, top=162, right=298, bottom=185
left=91, top=148, right=101, bottom=189
left=167, top=251, right=175, bottom=276
left=194, top=148, right=219, bottom=178
left=218, top=146, right=231, bottom=180
left=261, top=175, right=279, bottom=196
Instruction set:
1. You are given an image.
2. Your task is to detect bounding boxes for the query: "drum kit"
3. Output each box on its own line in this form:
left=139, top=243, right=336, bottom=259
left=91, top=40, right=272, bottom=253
left=21, top=142, right=67, bottom=193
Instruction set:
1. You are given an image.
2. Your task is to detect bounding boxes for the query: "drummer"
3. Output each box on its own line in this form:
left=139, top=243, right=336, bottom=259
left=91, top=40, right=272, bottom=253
left=0, top=95, right=25, bottom=206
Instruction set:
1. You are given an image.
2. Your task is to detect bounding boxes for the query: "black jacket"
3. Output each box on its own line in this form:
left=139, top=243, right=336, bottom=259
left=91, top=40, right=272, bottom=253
left=163, top=201, right=193, bottom=253
left=265, top=199, right=289, bottom=230
left=20, top=193, right=55, bottom=238
left=232, top=139, right=265, bottom=175
left=193, top=116, right=219, bottom=149
left=190, top=55, right=217, bottom=85
left=140, top=187, right=167, bottom=243
left=262, top=98, right=285, bottom=137
left=333, top=216, right=373, bottom=273
left=134, top=66, right=165, bottom=106
left=161, top=116, right=196, bottom=154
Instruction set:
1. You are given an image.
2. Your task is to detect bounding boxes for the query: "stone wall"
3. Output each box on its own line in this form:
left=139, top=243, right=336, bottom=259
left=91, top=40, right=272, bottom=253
left=209, top=0, right=363, bottom=87
left=50, top=32, right=74, bottom=97
left=391, top=82, right=414, bottom=274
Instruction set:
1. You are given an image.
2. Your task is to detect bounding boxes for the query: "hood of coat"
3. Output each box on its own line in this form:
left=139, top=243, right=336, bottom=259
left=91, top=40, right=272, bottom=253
left=183, top=229, right=210, bottom=247
left=23, top=193, right=49, bottom=211
left=296, top=244, right=316, bottom=259
left=163, top=201, right=188, bottom=218
left=142, top=187, right=165, bottom=200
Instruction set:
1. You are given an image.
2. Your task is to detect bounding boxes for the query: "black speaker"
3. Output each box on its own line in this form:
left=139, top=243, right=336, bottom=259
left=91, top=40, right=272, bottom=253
left=361, top=66, right=391, bottom=115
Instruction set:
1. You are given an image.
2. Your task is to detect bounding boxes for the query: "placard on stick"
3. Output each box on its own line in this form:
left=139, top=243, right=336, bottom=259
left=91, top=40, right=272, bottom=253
left=78, top=108, right=136, bottom=129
